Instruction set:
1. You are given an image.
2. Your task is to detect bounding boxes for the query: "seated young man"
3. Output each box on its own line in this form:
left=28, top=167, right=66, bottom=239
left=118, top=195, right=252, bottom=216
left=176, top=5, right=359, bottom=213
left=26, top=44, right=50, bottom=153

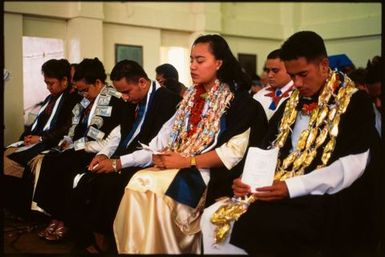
left=68, top=60, right=181, bottom=253
left=200, top=31, right=381, bottom=257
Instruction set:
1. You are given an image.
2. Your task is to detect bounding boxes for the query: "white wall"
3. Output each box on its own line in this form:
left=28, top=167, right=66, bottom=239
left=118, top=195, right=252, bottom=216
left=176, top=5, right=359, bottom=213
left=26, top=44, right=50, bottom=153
left=3, top=2, right=382, bottom=145
left=4, top=13, right=24, bottom=146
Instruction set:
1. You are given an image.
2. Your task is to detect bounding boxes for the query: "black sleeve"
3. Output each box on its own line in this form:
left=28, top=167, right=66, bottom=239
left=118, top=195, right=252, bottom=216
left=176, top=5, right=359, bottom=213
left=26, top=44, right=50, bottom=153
left=331, top=90, right=377, bottom=161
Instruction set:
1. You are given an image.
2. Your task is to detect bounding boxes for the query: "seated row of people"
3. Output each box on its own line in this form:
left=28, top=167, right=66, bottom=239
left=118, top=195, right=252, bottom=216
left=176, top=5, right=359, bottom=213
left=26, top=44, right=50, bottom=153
left=3, top=31, right=382, bottom=256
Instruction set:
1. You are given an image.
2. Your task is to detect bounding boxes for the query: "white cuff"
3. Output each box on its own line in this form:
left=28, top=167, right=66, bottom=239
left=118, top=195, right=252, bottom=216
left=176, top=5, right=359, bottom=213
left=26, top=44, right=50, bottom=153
left=98, top=148, right=114, bottom=158
left=120, top=154, right=135, bottom=169
left=285, top=176, right=307, bottom=198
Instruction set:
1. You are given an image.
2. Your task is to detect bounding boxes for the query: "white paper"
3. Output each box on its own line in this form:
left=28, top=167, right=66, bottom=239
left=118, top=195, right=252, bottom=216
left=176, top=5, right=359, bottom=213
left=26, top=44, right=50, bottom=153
left=241, top=147, right=279, bottom=192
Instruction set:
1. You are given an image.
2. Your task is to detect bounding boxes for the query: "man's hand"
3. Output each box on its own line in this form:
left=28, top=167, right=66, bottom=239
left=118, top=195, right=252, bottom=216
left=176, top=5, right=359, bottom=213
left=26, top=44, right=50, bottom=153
left=253, top=180, right=289, bottom=201
left=152, top=151, right=189, bottom=169
left=232, top=178, right=251, bottom=197
left=88, top=154, right=108, bottom=171
left=89, top=158, right=122, bottom=174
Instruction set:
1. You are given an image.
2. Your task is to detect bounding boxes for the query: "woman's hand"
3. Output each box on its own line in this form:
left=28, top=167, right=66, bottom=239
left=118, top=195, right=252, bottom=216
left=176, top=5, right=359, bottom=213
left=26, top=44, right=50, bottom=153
left=23, top=135, right=41, bottom=145
left=153, top=151, right=190, bottom=169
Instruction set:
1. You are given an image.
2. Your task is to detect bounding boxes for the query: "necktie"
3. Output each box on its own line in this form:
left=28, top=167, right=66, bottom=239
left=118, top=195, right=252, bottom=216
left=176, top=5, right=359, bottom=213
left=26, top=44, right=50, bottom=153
left=115, top=81, right=157, bottom=154
left=117, top=99, right=146, bottom=151
left=31, top=95, right=58, bottom=134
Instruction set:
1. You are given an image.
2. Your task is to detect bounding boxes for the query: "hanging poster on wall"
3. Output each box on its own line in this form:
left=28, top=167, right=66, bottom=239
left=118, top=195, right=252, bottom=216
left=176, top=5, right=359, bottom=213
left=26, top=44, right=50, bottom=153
left=115, top=44, right=143, bottom=66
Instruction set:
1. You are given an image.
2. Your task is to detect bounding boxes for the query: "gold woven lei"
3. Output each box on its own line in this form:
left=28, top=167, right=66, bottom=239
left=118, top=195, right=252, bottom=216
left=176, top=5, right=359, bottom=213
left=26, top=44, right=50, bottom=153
left=210, top=70, right=357, bottom=244
left=273, top=70, right=357, bottom=180
left=167, top=80, right=233, bottom=157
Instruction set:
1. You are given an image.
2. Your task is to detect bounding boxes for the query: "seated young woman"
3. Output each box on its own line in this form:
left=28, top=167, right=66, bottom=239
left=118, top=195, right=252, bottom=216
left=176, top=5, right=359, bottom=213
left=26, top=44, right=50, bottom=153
left=112, top=34, right=268, bottom=254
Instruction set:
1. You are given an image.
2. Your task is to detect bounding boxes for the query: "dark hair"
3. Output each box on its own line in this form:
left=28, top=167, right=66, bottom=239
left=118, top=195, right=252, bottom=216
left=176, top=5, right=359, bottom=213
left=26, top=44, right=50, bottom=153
left=164, top=78, right=186, bottom=96
left=110, top=60, right=149, bottom=83
left=251, top=73, right=262, bottom=86
left=73, top=58, right=106, bottom=84
left=348, top=68, right=367, bottom=85
left=193, top=34, right=251, bottom=92
left=41, top=59, right=71, bottom=81
left=156, top=63, right=179, bottom=81
left=267, top=49, right=281, bottom=60
left=365, top=55, right=383, bottom=84
left=280, top=31, right=328, bottom=63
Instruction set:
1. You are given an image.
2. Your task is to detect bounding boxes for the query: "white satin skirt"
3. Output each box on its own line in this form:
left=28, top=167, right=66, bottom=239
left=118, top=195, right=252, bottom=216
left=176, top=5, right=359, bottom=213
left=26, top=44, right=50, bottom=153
left=113, top=167, right=205, bottom=254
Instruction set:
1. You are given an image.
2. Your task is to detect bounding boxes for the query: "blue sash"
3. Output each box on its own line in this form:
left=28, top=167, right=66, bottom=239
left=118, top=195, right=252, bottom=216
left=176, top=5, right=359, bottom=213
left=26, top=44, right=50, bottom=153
left=165, top=115, right=228, bottom=208
left=165, top=167, right=206, bottom=208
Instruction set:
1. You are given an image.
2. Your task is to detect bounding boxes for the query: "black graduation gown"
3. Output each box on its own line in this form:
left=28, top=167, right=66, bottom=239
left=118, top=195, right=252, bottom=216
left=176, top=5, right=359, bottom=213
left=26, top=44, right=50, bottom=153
left=32, top=93, right=132, bottom=221
left=8, top=87, right=81, bottom=166
left=230, top=90, right=382, bottom=256
left=205, top=90, right=268, bottom=207
left=69, top=86, right=181, bottom=238
left=3, top=88, right=81, bottom=218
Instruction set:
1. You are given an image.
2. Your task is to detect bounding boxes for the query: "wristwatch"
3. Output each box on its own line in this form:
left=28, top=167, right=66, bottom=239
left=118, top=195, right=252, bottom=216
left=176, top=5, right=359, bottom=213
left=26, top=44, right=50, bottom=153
left=190, top=156, right=197, bottom=168
left=112, top=159, right=120, bottom=173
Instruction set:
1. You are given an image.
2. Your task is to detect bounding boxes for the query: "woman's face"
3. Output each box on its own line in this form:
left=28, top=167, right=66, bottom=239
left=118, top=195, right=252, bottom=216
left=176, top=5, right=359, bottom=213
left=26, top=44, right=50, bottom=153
left=190, top=42, right=222, bottom=86
left=75, top=79, right=102, bottom=100
left=44, top=76, right=67, bottom=96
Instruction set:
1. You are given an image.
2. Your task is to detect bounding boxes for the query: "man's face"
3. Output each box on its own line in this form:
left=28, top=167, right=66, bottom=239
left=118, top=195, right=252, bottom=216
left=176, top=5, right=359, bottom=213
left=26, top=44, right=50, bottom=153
left=113, top=77, right=147, bottom=104
left=156, top=74, right=166, bottom=86
left=367, top=82, right=381, bottom=98
left=264, top=58, right=291, bottom=89
left=284, top=57, right=329, bottom=97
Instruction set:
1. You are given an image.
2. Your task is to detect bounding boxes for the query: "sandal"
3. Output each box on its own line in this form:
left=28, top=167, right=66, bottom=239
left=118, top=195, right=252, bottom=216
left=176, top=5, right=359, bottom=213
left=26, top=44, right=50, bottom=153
left=44, top=223, right=68, bottom=242
left=37, top=220, right=58, bottom=238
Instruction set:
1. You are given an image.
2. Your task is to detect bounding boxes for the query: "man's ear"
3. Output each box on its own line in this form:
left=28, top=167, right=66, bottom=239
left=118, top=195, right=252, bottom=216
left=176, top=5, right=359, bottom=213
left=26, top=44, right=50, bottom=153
left=61, top=76, right=68, bottom=87
left=320, top=57, right=329, bottom=74
left=138, top=77, right=148, bottom=88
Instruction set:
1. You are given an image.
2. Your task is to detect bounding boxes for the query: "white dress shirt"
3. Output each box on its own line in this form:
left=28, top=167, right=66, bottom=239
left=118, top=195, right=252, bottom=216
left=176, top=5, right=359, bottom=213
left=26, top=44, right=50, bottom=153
left=253, top=81, right=293, bottom=120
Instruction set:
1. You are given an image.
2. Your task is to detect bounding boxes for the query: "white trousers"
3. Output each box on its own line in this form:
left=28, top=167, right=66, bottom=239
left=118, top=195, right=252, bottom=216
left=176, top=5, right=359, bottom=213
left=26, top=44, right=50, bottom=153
left=200, top=199, right=248, bottom=255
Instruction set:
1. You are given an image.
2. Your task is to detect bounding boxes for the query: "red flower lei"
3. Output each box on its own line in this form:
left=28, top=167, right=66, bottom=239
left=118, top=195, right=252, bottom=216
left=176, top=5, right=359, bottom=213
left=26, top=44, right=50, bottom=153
left=301, top=102, right=318, bottom=115
left=187, top=84, right=207, bottom=137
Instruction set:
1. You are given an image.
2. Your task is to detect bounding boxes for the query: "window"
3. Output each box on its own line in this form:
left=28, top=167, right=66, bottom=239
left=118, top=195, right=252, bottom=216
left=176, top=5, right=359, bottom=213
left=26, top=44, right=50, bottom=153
left=22, top=36, right=64, bottom=125
left=160, top=46, right=190, bottom=87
